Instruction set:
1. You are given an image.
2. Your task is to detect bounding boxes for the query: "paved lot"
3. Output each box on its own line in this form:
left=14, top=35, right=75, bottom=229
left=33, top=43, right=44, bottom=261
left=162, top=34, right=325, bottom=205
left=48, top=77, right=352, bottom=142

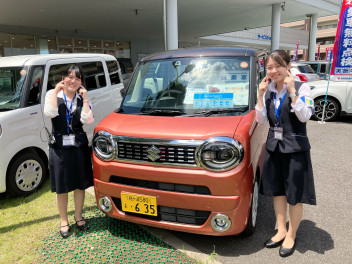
left=148, top=116, right=352, bottom=264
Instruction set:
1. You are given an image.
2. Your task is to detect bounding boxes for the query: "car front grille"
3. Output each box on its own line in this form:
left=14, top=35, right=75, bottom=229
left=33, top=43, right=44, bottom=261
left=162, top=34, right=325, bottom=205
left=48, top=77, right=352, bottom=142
left=111, top=197, right=210, bottom=225
left=109, top=176, right=211, bottom=195
left=112, top=136, right=204, bottom=167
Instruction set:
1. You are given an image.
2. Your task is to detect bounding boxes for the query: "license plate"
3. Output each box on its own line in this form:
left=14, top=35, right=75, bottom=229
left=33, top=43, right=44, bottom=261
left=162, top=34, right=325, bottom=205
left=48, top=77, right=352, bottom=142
left=121, top=192, right=157, bottom=216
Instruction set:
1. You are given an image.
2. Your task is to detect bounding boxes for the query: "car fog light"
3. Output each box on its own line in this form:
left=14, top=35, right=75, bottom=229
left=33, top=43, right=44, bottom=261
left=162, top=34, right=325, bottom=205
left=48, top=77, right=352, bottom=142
left=211, top=214, right=231, bottom=232
left=99, top=197, right=112, bottom=212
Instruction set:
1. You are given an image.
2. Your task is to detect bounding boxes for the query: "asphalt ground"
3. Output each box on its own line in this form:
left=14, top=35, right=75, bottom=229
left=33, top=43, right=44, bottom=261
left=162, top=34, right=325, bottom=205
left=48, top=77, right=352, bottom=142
left=147, top=116, right=352, bottom=264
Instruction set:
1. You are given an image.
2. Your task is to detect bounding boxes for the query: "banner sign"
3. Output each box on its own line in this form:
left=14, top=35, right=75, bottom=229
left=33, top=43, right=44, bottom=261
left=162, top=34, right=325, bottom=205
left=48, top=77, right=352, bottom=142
left=326, top=47, right=333, bottom=61
left=331, top=0, right=352, bottom=81
left=293, top=41, right=299, bottom=62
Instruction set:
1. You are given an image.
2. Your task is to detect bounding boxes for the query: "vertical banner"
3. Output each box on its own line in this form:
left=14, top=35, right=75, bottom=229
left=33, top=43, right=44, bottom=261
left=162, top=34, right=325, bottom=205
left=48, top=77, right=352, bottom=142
left=326, top=47, right=333, bottom=61
left=331, top=0, right=352, bottom=81
left=293, top=41, right=299, bottom=62
left=316, top=44, right=321, bottom=61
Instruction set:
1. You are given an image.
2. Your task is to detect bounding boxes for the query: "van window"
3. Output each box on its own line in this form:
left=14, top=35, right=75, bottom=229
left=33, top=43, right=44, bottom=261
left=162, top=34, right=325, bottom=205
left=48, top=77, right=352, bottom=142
left=309, top=64, right=318, bottom=72
left=320, top=64, right=326, bottom=73
left=80, top=61, right=106, bottom=90
left=27, top=66, right=44, bottom=106
left=0, top=66, right=28, bottom=111
left=107, top=60, right=121, bottom=85
left=47, top=61, right=107, bottom=92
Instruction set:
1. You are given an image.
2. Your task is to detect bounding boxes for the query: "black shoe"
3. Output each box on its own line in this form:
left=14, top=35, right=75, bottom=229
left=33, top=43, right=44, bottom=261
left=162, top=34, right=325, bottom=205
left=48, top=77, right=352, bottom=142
left=59, top=224, right=70, bottom=238
left=264, top=237, right=285, bottom=248
left=279, top=241, right=296, bottom=257
left=75, top=217, right=88, bottom=231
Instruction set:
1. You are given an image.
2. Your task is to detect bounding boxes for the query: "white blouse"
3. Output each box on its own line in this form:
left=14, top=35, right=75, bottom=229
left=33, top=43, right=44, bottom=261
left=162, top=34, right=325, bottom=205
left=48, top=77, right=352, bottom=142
left=44, top=89, right=94, bottom=125
left=255, top=82, right=314, bottom=124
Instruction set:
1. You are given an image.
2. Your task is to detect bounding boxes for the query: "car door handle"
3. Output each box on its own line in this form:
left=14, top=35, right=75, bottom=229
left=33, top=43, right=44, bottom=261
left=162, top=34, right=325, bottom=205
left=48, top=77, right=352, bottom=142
left=30, top=112, right=38, bottom=115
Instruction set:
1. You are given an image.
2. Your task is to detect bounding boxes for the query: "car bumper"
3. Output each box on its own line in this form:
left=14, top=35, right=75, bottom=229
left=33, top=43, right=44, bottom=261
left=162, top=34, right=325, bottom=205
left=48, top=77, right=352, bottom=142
left=93, top=157, right=254, bottom=236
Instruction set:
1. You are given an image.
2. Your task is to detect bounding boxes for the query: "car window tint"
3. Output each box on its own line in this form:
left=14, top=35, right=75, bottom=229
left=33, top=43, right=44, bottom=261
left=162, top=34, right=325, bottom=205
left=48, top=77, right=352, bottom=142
left=309, top=64, right=318, bottom=72
left=107, top=60, right=121, bottom=85
left=27, top=66, right=44, bottom=106
left=320, top=64, right=326, bottom=73
left=80, top=61, right=106, bottom=91
left=48, top=61, right=107, bottom=92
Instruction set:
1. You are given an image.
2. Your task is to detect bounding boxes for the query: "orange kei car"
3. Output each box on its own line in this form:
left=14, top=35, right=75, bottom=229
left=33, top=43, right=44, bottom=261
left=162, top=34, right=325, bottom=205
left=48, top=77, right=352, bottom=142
left=92, top=47, right=268, bottom=236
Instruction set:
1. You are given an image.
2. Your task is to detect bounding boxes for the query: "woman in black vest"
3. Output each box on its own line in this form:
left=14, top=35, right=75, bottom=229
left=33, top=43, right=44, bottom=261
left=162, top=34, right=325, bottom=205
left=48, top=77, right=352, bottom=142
left=44, top=65, right=94, bottom=238
left=256, top=50, right=316, bottom=257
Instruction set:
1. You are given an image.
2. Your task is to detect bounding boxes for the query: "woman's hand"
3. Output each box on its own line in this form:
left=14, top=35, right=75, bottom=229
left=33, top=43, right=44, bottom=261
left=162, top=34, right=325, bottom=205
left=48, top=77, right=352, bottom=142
left=54, top=81, right=65, bottom=94
left=78, top=86, right=88, bottom=100
left=284, top=70, right=296, bottom=94
left=258, top=75, right=270, bottom=97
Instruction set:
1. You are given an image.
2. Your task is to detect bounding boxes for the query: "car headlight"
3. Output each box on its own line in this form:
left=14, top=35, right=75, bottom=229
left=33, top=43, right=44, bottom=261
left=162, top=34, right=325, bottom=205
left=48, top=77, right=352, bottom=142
left=197, top=137, right=244, bottom=171
left=93, top=130, right=116, bottom=161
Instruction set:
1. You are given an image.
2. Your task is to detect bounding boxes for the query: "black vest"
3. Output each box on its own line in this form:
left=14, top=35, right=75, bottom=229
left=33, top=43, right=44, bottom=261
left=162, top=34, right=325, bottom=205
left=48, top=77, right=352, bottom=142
left=49, top=96, right=88, bottom=148
left=265, top=82, right=310, bottom=153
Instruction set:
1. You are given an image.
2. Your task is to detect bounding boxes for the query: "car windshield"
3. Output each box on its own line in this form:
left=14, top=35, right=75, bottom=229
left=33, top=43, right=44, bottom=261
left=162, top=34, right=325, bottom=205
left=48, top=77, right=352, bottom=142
left=297, top=65, right=315, bottom=74
left=120, top=56, right=250, bottom=116
left=0, top=67, right=28, bottom=111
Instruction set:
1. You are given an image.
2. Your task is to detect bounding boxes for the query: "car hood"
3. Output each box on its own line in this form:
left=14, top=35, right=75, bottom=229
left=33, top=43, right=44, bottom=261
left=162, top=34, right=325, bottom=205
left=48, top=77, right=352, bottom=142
left=95, top=113, right=243, bottom=140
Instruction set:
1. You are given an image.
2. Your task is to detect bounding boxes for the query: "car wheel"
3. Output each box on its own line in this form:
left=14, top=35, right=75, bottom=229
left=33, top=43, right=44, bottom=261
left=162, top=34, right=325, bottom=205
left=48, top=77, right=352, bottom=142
left=242, top=178, right=259, bottom=236
left=6, top=151, right=46, bottom=196
left=313, top=97, right=340, bottom=121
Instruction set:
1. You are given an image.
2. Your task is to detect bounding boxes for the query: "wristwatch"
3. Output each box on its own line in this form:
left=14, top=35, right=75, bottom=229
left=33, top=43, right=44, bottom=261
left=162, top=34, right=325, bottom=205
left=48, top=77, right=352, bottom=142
left=289, top=91, right=299, bottom=98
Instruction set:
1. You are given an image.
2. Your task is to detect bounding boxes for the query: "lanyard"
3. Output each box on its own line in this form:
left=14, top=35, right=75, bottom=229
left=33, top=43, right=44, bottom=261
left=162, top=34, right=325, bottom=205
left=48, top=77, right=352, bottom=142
left=273, top=91, right=287, bottom=127
left=63, top=92, right=76, bottom=134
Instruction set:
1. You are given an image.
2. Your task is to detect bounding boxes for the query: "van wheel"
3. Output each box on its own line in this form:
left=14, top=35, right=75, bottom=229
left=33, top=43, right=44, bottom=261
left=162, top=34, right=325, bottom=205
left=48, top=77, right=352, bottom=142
left=242, top=178, right=259, bottom=236
left=313, top=97, right=340, bottom=121
left=6, top=152, right=46, bottom=196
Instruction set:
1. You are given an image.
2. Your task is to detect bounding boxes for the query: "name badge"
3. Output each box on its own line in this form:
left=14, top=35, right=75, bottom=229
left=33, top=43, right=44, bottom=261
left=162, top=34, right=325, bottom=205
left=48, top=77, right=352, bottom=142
left=62, top=135, right=76, bottom=146
left=274, top=127, right=283, bottom=141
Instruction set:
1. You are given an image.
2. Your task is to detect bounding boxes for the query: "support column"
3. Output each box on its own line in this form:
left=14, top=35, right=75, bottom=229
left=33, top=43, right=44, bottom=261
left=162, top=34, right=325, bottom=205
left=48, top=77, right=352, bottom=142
left=271, top=3, right=281, bottom=51
left=308, top=14, right=318, bottom=61
left=163, top=0, right=178, bottom=51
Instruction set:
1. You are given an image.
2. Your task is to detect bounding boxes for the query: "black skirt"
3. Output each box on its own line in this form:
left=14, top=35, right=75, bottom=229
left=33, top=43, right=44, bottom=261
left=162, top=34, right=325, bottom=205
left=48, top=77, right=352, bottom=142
left=260, top=146, right=316, bottom=205
left=49, top=145, right=93, bottom=194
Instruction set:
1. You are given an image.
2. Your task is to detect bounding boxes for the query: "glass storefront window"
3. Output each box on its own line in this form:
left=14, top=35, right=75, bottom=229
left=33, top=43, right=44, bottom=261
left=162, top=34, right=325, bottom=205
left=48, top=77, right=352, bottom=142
left=89, top=40, right=101, bottom=49
left=0, top=33, right=11, bottom=57
left=74, top=39, right=88, bottom=47
left=116, top=41, right=131, bottom=58
left=35, top=36, right=57, bottom=54
left=0, top=33, right=131, bottom=58
left=74, top=47, right=88, bottom=53
left=11, top=34, right=35, bottom=55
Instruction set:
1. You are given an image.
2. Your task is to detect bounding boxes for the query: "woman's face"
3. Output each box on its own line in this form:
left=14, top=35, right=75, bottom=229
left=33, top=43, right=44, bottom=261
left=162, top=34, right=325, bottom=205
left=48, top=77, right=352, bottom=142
left=266, top=57, right=291, bottom=84
left=63, top=70, right=82, bottom=93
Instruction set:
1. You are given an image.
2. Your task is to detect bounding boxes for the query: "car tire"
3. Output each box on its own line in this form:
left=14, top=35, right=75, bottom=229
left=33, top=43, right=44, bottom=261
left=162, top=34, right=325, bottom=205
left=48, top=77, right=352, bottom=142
left=313, top=97, right=340, bottom=122
left=242, top=177, right=259, bottom=236
left=6, top=151, right=46, bottom=196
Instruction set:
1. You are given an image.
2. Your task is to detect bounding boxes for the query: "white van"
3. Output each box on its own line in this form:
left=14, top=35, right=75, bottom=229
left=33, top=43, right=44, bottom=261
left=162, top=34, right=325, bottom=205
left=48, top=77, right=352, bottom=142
left=0, top=53, right=124, bottom=196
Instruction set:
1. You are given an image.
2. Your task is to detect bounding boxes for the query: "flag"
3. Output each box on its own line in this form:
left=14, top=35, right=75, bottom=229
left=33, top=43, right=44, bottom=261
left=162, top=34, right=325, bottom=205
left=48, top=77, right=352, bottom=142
left=330, top=0, right=352, bottom=81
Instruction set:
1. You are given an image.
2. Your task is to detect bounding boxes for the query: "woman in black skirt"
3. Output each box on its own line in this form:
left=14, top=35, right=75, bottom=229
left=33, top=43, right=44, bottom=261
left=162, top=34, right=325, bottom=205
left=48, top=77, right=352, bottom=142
left=255, top=50, right=316, bottom=257
left=44, top=65, right=94, bottom=238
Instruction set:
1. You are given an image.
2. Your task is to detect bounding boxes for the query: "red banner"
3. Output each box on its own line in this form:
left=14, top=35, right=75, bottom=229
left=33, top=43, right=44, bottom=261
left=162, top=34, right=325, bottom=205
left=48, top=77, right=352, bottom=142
left=331, top=0, right=352, bottom=81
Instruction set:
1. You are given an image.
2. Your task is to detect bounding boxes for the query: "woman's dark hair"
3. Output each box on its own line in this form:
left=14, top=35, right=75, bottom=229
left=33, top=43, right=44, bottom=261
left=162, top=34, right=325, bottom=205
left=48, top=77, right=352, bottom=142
left=266, top=50, right=291, bottom=67
left=63, top=64, right=84, bottom=80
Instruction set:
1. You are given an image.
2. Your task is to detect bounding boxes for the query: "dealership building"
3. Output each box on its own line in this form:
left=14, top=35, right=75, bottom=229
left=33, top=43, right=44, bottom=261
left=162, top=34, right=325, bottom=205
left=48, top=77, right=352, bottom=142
left=0, top=0, right=340, bottom=64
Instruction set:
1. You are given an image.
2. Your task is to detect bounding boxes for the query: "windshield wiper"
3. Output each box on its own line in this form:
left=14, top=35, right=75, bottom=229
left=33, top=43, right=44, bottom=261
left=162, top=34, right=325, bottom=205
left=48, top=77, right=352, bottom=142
left=185, top=107, right=248, bottom=117
left=138, top=109, right=186, bottom=116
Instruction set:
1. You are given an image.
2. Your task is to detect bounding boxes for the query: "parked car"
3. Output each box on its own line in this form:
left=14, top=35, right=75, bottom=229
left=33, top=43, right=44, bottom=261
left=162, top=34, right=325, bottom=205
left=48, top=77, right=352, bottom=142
left=92, top=47, right=269, bottom=236
left=290, top=62, right=321, bottom=82
left=300, top=61, right=331, bottom=80
left=0, top=53, right=124, bottom=196
left=309, top=79, right=352, bottom=121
